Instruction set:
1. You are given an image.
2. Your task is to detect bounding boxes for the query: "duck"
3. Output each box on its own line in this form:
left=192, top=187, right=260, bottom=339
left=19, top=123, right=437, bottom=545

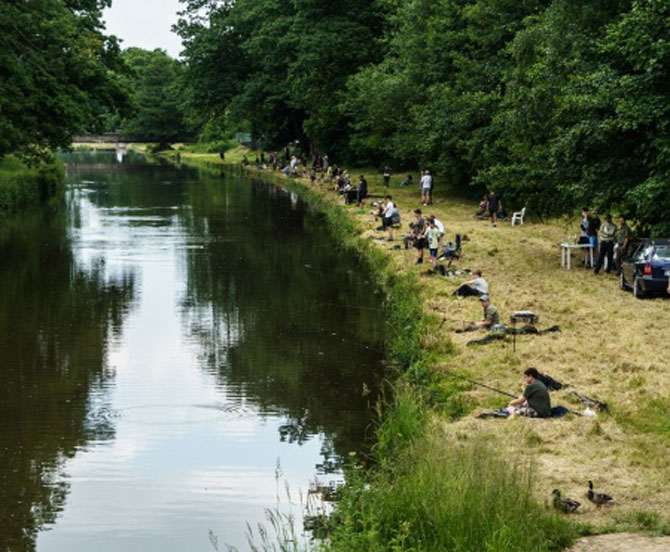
left=552, top=489, right=581, bottom=513
left=587, top=480, right=614, bottom=508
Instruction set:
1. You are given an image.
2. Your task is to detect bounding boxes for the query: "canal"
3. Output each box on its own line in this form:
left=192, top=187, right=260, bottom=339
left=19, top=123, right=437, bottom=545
left=0, top=151, right=385, bottom=551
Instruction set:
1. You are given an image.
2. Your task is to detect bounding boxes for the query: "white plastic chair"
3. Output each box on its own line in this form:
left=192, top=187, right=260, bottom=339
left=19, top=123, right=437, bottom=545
left=511, top=207, right=526, bottom=226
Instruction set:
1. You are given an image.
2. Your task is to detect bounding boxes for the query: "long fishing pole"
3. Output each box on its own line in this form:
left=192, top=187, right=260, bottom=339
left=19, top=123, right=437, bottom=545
left=437, top=367, right=517, bottom=398
left=436, top=365, right=584, bottom=417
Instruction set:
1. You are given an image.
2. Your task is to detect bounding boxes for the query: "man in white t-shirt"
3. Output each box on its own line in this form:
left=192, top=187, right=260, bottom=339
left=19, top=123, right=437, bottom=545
left=420, top=170, right=433, bottom=205
left=453, top=269, right=489, bottom=297
left=381, top=195, right=399, bottom=241
left=428, top=214, right=444, bottom=243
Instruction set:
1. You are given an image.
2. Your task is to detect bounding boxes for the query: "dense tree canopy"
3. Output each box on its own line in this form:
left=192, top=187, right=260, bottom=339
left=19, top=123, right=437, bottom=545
left=0, top=0, right=127, bottom=158
left=176, top=0, right=382, bottom=155
left=176, top=0, right=670, bottom=233
left=118, top=48, right=193, bottom=144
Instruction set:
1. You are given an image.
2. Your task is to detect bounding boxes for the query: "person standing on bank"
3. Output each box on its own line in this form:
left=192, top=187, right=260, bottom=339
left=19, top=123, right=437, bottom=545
left=487, top=189, right=502, bottom=227
left=357, top=175, right=368, bottom=208
left=382, top=166, right=392, bottom=187
left=420, top=170, right=433, bottom=206
left=507, top=368, right=552, bottom=418
left=587, top=209, right=601, bottom=259
left=382, top=195, right=398, bottom=241
left=615, top=216, right=632, bottom=274
left=594, top=214, right=617, bottom=275
left=425, top=217, right=441, bottom=270
left=411, top=209, right=426, bottom=264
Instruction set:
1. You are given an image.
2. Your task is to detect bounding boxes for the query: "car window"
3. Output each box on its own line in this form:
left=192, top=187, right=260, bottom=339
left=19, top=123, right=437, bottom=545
left=651, top=245, right=670, bottom=262
left=634, top=244, right=653, bottom=261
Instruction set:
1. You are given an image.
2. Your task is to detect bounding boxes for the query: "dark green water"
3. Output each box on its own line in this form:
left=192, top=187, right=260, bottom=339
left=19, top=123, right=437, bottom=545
left=0, top=151, right=385, bottom=551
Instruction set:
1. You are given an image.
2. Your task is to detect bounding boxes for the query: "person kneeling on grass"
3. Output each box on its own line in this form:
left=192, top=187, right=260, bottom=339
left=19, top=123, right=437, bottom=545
left=454, top=269, right=488, bottom=297
left=507, top=367, right=551, bottom=418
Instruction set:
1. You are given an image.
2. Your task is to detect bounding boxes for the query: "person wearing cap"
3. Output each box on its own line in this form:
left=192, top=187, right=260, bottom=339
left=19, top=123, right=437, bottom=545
left=507, top=368, right=552, bottom=418
left=477, top=295, right=499, bottom=329
left=429, top=214, right=445, bottom=243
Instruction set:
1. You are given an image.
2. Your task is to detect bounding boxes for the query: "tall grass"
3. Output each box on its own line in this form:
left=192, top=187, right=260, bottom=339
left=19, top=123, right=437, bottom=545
left=324, top=388, right=575, bottom=552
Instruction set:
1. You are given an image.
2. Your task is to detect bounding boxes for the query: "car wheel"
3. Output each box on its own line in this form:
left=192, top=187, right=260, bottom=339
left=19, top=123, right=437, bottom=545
left=620, top=272, right=628, bottom=290
left=633, top=276, right=646, bottom=299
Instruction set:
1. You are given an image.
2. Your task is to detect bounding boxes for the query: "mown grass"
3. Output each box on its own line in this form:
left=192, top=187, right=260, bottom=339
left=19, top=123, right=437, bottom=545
left=0, top=154, right=64, bottom=211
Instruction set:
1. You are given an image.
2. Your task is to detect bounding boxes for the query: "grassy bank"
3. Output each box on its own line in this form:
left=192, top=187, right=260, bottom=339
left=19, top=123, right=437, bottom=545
left=169, top=151, right=600, bottom=550
left=0, top=154, right=64, bottom=211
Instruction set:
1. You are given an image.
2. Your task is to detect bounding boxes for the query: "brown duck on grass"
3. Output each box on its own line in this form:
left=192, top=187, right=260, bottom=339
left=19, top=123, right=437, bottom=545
left=552, top=489, right=581, bottom=513
left=587, top=480, right=614, bottom=508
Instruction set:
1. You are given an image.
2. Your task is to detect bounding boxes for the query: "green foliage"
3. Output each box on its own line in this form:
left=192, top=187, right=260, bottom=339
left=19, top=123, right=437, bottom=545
left=179, top=0, right=670, bottom=232
left=0, top=0, right=127, bottom=157
left=119, top=48, right=193, bottom=145
left=175, top=0, right=383, bottom=156
left=327, top=393, right=576, bottom=552
left=0, top=154, right=64, bottom=211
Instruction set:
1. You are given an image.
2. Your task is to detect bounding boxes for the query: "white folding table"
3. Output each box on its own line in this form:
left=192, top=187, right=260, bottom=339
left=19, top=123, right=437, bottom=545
left=560, top=243, right=594, bottom=269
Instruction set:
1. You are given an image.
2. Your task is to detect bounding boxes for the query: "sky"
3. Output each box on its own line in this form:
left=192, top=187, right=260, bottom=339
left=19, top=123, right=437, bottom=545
left=103, top=0, right=184, bottom=58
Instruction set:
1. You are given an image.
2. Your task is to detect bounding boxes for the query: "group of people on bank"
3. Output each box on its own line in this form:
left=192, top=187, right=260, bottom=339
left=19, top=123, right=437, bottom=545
left=579, top=208, right=632, bottom=275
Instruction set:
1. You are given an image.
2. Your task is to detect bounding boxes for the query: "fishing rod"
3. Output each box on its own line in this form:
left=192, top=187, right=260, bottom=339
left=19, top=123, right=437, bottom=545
left=436, top=365, right=584, bottom=416
left=437, top=367, right=517, bottom=398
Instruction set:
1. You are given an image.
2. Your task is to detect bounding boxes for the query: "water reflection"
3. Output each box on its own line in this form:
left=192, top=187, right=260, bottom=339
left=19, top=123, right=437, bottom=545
left=0, top=152, right=385, bottom=551
left=0, top=207, right=136, bottom=551
left=179, top=176, right=386, bottom=466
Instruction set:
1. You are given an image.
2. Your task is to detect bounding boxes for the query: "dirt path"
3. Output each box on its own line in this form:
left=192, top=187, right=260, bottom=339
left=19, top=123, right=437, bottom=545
left=569, top=534, right=670, bottom=551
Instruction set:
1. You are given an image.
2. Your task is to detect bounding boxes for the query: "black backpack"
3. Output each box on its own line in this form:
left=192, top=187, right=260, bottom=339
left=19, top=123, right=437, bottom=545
left=538, top=373, right=563, bottom=392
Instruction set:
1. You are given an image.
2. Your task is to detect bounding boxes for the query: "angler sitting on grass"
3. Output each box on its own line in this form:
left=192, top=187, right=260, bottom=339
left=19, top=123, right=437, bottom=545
left=477, top=295, right=499, bottom=329
left=507, top=368, right=552, bottom=418
left=458, top=295, right=500, bottom=332
left=454, top=269, right=489, bottom=297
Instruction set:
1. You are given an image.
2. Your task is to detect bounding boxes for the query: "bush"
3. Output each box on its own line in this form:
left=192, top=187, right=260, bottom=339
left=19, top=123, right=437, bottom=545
left=0, top=154, right=64, bottom=211
left=181, top=140, right=239, bottom=154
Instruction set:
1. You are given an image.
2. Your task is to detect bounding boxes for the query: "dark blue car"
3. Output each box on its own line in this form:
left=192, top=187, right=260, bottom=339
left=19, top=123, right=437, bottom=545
left=620, top=239, right=670, bottom=298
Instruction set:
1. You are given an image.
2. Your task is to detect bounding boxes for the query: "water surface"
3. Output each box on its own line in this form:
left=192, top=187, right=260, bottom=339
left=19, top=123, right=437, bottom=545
left=0, top=151, right=385, bottom=551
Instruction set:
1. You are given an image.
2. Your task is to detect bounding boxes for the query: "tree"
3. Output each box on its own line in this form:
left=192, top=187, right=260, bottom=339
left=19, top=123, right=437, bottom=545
left=175, top=0, right=383, bottom=155
left=0, top=0, right=127, bottom=159
left=119, top=48, right=193, bottom=145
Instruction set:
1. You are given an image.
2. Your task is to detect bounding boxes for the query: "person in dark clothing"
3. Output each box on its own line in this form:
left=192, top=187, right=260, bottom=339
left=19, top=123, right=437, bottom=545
left=507, top=368, right=551, bottom=418
left=487, top=190, right=502, bottom=227
left=594, top=214, right=616, bottom=275
left=382, top=166, right=392, bottom=187
left=357, top=175, right=368, bottom=207
left=587, top=210, right=601, bottom=258
left=615, top=216, right=632, bottom=274
left=411, top=209, right=426, bottom=264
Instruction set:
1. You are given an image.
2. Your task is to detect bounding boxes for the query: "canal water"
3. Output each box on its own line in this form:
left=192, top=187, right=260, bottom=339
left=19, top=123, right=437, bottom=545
left=0, top=151, right=385, bottom=551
